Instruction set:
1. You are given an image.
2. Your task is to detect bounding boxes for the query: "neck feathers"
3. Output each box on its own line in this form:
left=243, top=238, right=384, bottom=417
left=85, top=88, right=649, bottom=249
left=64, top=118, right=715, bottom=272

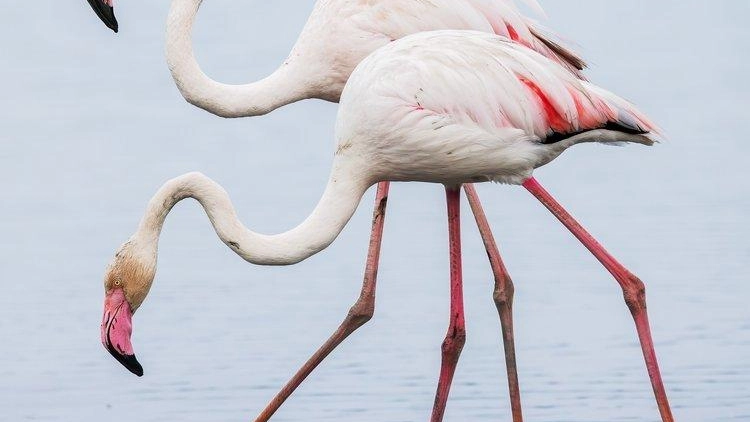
left=165, top=0, right=308, bottom=117
left=136, top=169, right=368, bottom=266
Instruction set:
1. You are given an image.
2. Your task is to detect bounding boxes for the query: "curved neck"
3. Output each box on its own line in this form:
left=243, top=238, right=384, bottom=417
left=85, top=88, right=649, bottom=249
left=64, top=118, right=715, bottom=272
left=165, top=0, right=309, bottom=117
left=136, top=168, right=368, bottom=265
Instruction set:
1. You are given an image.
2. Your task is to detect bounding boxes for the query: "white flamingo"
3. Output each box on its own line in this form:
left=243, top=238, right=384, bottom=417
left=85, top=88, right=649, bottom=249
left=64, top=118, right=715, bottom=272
left=99, top=31, right=674, bottom=422
left=85, top=1, right=588, bottom=420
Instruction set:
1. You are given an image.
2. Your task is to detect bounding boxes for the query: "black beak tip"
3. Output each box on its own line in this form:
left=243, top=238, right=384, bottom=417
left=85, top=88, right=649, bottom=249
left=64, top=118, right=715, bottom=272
left=106, top=343, right=143, bottom=377
left=122, top=355, right=144, bottom=377
left=86, top=0, right=119, bottom=33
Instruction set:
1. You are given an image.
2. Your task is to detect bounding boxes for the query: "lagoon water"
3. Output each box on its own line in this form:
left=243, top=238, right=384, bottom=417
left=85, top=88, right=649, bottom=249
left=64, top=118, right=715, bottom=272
left=1, top=1, right=748, bottom=421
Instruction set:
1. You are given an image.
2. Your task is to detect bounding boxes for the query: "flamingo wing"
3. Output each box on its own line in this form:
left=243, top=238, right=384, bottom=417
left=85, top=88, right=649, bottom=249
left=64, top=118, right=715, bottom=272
left=468, top=0, right=587, bottom=77
left=347, top=31, right=655, bottom=147
left=336, top=0, right=586, bottom=79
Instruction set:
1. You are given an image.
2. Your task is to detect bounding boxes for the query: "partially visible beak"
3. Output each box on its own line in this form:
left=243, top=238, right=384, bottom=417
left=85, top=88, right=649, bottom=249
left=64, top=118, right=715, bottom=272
left=86, top=0, right=119, bottom=33
left=101, top=288, right=143, bottom=376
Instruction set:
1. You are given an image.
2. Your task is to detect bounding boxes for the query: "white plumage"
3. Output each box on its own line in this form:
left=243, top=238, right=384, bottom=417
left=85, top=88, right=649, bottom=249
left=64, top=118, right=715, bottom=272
left=166, top=0, right=585, bottom=117
left=337, top=31, right=655, bottom=185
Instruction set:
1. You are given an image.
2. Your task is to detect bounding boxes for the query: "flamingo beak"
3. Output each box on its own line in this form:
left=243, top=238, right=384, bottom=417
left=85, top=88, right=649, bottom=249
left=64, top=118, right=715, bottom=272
left=86, top=0, right=119, bottom=33
left=101, top=288, right=143, bottom=376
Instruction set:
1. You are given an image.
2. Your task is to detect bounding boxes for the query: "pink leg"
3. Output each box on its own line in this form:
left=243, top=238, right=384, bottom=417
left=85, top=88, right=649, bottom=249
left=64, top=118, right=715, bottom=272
left=522, top=177, right=674, bottom=422
left=430, top=185, right=467, bottom=422
left=464, top=184, right=523, bottom=422
left=254, top=182, right=390, bottom=422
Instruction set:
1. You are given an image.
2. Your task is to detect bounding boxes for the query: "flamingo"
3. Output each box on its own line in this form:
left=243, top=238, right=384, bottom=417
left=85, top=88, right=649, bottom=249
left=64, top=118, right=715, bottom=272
left=86, top=1, right=589, bottom=420
left=100, top=31, right=674, bottom=422
left=86, top=0, right=585, bottom=118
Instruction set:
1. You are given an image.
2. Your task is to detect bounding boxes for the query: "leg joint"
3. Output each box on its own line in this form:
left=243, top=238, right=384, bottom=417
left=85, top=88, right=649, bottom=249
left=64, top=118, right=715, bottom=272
left=622, top=273, right=647, bottom=314
left=441, top=324, right=467, bottom=357
left=493, top=275, right=515, bottom=307
left=346, top=301, right=374, bottom=329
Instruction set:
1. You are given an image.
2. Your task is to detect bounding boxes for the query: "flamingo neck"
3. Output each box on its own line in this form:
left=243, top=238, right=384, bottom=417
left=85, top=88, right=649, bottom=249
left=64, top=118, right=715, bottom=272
left=165, top=0, right=309, bottom=117
left=135, top=167, right=368, bottom=265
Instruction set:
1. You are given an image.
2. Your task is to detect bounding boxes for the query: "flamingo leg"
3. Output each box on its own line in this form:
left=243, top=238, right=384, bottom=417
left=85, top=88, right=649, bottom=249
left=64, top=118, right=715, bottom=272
left=522, top=177, right=674, bottom=422
left=463, top=184, right=523, bottom=422
left=253, top=182, right=390, bottom=422
left=430, top=185, right=467, bottom=422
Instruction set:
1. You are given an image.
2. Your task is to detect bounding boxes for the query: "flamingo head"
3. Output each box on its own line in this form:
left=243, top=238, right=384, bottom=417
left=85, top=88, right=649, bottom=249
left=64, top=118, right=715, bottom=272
left=100, top=239, right=157, bottom=377
left=86, top=0, right=118, bottom=33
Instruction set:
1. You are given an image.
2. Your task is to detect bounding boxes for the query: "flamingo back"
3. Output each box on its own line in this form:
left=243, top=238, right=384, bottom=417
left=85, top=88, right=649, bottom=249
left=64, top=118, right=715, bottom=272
left=290, top=0, right=586, bottom=100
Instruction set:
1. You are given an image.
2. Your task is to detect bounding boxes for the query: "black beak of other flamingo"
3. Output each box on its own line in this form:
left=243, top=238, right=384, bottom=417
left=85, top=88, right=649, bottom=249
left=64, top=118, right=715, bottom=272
left=86, top=0, right=119, bottom=33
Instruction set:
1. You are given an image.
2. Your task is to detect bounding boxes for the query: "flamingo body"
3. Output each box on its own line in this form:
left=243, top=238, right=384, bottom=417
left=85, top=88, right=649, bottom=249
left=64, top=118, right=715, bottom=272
left=336, top=31, right=654, bottom=185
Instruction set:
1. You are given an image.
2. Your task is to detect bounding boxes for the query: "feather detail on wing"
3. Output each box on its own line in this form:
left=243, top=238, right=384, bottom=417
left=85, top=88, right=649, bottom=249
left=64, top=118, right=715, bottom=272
left=468, top=0, right=587, bottom=78
left=350, top=0, right=586, bottom=79
left=517, top=75, right=658, bottom=144
left=345, top=31, right=656, bottom=149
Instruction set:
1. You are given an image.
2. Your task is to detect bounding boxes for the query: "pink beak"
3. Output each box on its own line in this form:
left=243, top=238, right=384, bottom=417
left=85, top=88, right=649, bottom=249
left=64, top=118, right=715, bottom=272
left=101, top=288, right=143, bottom=376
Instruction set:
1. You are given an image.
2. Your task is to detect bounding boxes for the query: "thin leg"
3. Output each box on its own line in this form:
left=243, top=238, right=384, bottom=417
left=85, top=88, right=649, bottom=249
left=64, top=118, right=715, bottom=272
left=254, top=181, right=390, bottom=422
left=464, top=184, right=523, bottom=422
left=430, top=185, right=467, bottom=422
left=522, top=177, right=674, bottom=422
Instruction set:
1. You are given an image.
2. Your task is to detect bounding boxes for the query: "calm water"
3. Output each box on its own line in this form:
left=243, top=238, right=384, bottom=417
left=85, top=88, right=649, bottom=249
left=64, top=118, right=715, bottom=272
left=1, top=1, right=748, bottom=421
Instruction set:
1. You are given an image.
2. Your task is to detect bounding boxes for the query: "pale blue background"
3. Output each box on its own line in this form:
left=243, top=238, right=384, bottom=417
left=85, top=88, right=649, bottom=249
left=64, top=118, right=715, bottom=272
left=0, top=1, right=748, bottom=421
